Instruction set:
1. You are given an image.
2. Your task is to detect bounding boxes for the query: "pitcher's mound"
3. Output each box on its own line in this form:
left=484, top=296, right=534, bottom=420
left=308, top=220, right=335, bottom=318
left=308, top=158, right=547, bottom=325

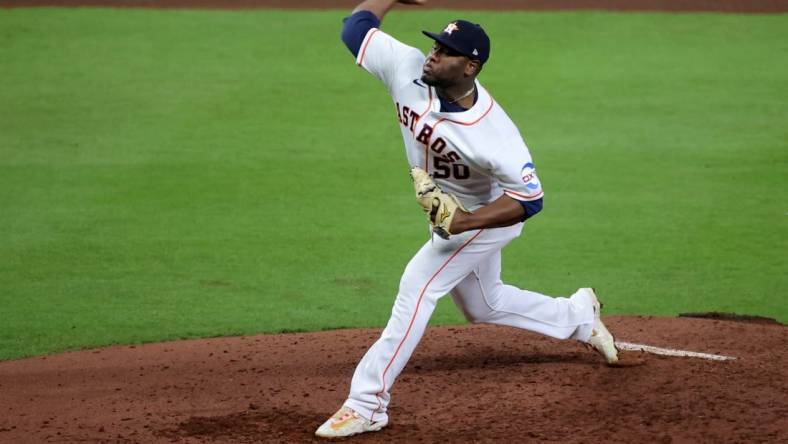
left=0, top=315, right=785, bottom=443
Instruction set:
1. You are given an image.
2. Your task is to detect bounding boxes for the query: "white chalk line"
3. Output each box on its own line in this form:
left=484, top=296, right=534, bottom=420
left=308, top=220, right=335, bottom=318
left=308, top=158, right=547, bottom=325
left=615, top=341, right=736, bottom=361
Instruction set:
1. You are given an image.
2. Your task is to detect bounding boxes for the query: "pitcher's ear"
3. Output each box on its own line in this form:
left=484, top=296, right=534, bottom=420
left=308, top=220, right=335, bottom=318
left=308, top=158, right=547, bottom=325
left=466, top=60, right=482, bottom=77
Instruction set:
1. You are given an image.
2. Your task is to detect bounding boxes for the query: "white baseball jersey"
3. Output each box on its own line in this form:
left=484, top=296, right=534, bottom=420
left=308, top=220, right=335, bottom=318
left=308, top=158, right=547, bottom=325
left=356, top=28, right=543, bottom=211
left=340, top=26, right=595, bottom=426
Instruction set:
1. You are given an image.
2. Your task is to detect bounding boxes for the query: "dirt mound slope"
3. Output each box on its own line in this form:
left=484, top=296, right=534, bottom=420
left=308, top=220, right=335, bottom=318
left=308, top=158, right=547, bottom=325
left=1, top=316, right=786, bottom=443
left=2, top=0, right=787, bottom=13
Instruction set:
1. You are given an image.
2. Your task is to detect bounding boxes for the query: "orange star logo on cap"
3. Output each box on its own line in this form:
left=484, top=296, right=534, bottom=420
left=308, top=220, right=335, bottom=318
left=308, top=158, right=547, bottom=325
left=443, top=22, right=459, bottom=35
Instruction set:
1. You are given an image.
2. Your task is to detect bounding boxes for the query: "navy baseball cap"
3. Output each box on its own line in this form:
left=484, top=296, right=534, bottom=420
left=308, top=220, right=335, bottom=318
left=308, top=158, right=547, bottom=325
left=422, top=20, right=490, bottom=64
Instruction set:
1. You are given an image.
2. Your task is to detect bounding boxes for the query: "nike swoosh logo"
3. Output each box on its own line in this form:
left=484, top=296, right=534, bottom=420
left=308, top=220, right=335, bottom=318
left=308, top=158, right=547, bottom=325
left=412, top=79, right=426, bottom=88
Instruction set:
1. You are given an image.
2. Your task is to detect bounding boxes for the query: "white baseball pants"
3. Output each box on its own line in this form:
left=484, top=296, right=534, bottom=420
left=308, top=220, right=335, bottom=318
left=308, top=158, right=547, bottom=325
left=343, top=223, right=596, bottom=423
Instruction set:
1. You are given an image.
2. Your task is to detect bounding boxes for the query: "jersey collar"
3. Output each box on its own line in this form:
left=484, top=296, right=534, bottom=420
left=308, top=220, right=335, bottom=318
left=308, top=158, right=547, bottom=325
left=428, top=80, right=494, bottom=125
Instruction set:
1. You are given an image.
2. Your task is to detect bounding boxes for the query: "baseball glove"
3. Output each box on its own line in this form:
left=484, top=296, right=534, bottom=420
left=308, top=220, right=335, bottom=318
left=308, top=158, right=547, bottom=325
left=409, top=167, right=467, bottom=239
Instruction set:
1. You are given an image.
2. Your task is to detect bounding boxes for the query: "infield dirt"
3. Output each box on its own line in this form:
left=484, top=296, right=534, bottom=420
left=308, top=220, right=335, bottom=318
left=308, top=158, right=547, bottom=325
left=1, top=316, right=786, bottom=443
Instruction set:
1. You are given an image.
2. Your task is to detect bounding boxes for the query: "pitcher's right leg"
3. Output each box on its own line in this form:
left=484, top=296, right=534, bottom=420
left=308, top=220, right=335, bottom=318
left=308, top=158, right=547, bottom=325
left=343, top=229, right=487, bottom=425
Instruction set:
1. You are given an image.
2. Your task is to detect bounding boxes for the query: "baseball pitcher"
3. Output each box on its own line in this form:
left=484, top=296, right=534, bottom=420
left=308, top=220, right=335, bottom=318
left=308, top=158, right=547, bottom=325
left=316, top=0, right=619, bottom=438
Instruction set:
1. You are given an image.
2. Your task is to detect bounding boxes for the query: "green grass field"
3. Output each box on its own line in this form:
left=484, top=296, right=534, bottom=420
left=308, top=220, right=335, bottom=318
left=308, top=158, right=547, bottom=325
left=1, top=8, right=786, bottom=361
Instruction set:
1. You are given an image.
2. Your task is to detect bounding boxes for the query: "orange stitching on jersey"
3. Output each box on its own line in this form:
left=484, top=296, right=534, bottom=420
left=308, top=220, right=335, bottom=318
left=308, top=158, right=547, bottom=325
left=357, top=29, right=380, bottom=67
left=422, top=94, right=494, bottom=174
left=370, top=229, right=485, bottom=423
left=424, top=117, right=449, bottom=172
left=419, top=89, right=434, bottom=171
left=443, top=98, right=495, bottom=126
left=504, top=188, right=544, bottom=200
left=419, top=87, right=433, bottom=120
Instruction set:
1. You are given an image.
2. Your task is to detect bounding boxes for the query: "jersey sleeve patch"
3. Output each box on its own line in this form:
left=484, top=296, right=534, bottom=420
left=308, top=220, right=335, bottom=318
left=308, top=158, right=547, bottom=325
left=520, top=162, right=541, bottom=191
left=496, top=157, right=544, bottom=202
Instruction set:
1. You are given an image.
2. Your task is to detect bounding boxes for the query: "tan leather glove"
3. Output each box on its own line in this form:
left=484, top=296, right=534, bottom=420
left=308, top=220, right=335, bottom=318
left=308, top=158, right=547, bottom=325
left=409, top=167, right=467, bottom=239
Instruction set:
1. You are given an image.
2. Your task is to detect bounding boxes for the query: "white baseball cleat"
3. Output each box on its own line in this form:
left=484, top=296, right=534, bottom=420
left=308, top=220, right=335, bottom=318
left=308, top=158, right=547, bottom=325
left=582, top=288, right=620, bottom=364
left=315, top=406, right=388, bottom=438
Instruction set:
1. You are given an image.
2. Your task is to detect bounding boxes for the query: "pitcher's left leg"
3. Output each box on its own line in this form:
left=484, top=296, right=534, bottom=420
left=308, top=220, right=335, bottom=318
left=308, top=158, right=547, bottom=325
left=450, top=252, right=595, bottom=340
left=450, top=250, right=618, bottom=362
